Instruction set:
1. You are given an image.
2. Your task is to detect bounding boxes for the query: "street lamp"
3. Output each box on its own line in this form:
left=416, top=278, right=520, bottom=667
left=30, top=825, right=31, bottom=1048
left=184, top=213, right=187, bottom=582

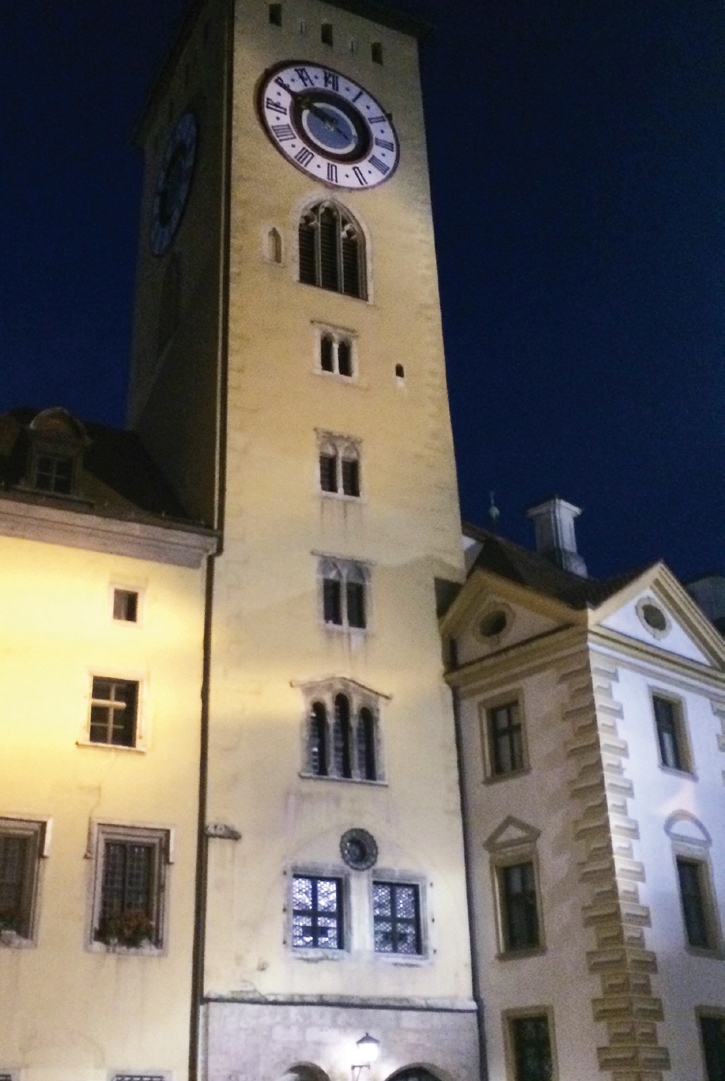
left=351, top=1033, right=380, bottom=1081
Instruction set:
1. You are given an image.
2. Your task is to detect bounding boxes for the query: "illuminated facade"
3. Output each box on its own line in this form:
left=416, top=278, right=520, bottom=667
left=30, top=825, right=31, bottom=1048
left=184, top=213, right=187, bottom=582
left=444, top=508, right=725, bottom=1081
left=3, top=3, right=725, bottom=1081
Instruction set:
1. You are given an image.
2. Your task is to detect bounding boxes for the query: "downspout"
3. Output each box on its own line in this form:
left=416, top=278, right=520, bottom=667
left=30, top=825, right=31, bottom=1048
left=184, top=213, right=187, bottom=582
left=451, top=672, right=488, bottom=1081
left=189, top=2, right=235, bottom=1078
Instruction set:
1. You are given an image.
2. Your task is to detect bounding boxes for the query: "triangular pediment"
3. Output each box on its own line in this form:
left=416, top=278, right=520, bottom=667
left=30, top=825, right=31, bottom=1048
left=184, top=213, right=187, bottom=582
left=484, top=815, right=540, bottom=853
left=590, top=564, right=725, bottom=669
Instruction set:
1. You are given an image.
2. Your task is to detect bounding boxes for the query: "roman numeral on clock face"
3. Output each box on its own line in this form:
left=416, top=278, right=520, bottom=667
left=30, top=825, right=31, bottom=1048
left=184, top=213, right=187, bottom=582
left=295, top=147, right=314, bottom=166
left=374, top=138, right=395, bottom=152
left=367, top=115, right=387, bottom=125
left=271, top=124, right=295, bottom=142
left=323, top=71, right=339, bottom=91
left=368, top=155, right=390, bottom=175
left=327, top=163, right=338, bottom=183
left=265, top=98, right=287, bottom=116
left=352, top=166, right=368, bottom=186
left=294, top=67, right=314, bottom=87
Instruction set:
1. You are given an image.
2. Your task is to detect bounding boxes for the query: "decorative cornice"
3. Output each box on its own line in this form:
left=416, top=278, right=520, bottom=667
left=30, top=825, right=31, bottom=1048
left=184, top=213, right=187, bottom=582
left=0, top=497, right=218, bottom=568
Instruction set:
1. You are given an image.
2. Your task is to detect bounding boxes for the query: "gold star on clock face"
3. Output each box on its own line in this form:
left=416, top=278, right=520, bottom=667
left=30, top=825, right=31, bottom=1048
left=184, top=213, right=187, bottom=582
left=257, top=62, right=399, bottom=190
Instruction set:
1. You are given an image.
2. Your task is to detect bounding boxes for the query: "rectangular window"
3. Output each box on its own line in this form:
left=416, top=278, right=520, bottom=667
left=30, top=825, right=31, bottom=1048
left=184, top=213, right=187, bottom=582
left=371, top=41, right=383, bottom=64
left=373, top=881, right=422, bottom=955
left=268, top=3, right=282, bottom=25
left=113, top=589, right=139, bottom=622
left=508, top=1014, right=554, bottom=1081
left=318, top=436, right=361, bottom=498
left=499, top=861, right=540, bottom=952
left=320, top=559, right=368, bottom=631
left=677, top=857, right=717, bottom=950
left=0, top=819, right=44, bottom=940
left=89, top=677, right=139, bottom=746
left=35, top=452, right=74, bottom=494
left=699, top=1013, right=725, bottom=1081
left=321, top=22, right=333, bottom=45
left=653, top=694, right=688, bottom=771
left=291, top=875, right=343, bottom=949
left=93, top=826, right=168, bottom=949
left=488, top=701, right=524, bottom=776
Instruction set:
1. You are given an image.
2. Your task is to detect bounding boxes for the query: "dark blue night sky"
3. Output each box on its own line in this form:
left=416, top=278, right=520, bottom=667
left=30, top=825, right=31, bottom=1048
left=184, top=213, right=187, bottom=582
left=2, top=0, right=723, bottom=581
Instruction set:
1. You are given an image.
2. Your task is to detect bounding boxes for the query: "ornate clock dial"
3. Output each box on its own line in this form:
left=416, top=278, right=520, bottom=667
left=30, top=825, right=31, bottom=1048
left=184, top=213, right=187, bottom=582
left=150, top=111, right=198, bottom=256
left=258, top=62, right=399, bottom=190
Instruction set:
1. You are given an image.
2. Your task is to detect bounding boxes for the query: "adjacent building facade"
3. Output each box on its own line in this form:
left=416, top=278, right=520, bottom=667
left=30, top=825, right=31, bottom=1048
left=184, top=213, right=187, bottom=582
left=1, top=3, right=724, bottom=1081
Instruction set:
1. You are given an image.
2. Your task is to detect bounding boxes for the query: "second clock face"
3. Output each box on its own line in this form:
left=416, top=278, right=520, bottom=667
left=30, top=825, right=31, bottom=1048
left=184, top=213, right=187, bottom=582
left=258, top=62, right=399, bottom=190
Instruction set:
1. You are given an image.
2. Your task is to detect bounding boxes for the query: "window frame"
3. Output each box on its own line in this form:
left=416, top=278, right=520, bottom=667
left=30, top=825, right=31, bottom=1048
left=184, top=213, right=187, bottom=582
left=298, top=201, right=367, bottom=300
left=371, top=878, right=425, bottom=959
left=317, top=431, right=362, bottom=500
left=110, top=584, right=143, bottom=625
left=674, top=852, right=722, bottom=956
left=0, top=816, right=48, bottom=946
left=697, top=1008, right=725, bottom=1081
left=314, top=323, right=357, bottom=380
left=88, top=823, right=171, bottom=954
left=288, top=868, right=348, bottom=957
left=481, top=694, right=529, bottom=781
left=85, top=675, right=142, bottom=750
left=318, top=556, right=371, bottom=633
left=485, top=822, right=545, bottom=960
left=503, top=1007, right=558, bottom=1081
left=298, top=678, right=386, bottom=784
left=651, top=690, right=693, bottom=776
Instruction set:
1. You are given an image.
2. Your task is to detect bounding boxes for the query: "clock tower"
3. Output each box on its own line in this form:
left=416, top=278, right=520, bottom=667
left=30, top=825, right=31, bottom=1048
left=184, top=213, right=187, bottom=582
left=129, top=1, right=480, bottom=1078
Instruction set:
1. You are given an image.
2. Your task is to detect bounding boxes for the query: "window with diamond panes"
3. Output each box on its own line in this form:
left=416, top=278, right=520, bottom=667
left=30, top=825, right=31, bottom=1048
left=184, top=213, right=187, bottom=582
left=509, top=1014, right=554, bottom=1081
left=89, top=677, right=139, bottom=746
left=0, top=820, right=43, bottom=939
left=488, top=701, right=524, bottom=776
left=299, top=203, right=366, bottom=299
left=94, top=829, right=166, bottom=949
left=373, top=882, right=422, bottom=955
left=291, top=875, right=343, bottom=949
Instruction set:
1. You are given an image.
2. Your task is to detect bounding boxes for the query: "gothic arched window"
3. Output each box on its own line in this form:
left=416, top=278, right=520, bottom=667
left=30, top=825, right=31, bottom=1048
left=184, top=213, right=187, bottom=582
left=301, top=681, right=384, bottom=783
left=299, top=202, right=366, bottom=299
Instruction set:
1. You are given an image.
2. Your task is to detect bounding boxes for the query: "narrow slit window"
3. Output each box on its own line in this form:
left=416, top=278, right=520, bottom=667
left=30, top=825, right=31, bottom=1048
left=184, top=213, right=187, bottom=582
left=357, top=707, right=377, bottom=780
left=309, top=701, right=328, bottom=776
left=321, top=22, right=333, bottom=45
left=371, top=42, right=383, bottom=64
left=269, top=3, right=282, bottom=26
left=333, top=694, right=353, bottom=778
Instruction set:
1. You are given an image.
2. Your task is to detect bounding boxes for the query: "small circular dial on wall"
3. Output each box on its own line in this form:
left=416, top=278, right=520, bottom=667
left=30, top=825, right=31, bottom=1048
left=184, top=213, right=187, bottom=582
left=150, top=111, right=198, bottom=256
left=258, top=62, right=399, bottom=190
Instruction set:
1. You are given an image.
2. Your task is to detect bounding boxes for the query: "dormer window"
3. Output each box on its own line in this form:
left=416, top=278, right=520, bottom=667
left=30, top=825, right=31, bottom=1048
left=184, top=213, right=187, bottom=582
left=24, top=408, right=88, bottom=497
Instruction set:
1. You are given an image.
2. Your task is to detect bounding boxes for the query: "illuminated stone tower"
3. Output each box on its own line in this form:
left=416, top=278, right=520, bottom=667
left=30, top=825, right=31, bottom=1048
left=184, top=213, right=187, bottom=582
left=129, top=1, right=479, bottom=1077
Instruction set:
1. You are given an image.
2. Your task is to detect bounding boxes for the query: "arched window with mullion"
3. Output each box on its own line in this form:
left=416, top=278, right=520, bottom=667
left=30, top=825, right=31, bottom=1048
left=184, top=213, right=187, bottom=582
left=309, top=701, right=328, bottom=776
left=299, top=202, right=366, bottom=299
left=356, top=706, right=377, bottom=780
left=333, top=694, right=352, bottom=778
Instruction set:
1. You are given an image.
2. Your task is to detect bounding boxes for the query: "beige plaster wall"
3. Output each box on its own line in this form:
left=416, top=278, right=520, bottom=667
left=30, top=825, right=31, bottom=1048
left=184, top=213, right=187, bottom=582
left=0, top=536, right=206, bottom=1081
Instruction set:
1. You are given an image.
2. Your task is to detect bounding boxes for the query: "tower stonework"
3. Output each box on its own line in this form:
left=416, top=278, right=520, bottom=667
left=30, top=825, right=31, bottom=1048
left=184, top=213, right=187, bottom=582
left=130, top=1, right=479, bottom=1078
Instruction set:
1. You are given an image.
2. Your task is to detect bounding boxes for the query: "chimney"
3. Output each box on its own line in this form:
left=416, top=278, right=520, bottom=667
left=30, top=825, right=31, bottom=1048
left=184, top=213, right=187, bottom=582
left=526, top=496, right=587, bottom=577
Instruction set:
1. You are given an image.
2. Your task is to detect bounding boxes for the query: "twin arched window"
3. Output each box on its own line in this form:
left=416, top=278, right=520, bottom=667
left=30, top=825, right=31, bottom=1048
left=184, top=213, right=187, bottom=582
left=308, top=692, right=378, bottom=782
left=299, top=202, right=366, bottom=299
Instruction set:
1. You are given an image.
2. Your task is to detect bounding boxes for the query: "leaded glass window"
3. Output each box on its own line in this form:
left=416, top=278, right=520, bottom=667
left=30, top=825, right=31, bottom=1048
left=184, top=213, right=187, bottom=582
left=510, top=1015, right=553, bottom=1081
left=488, top=702, right=524, bottom=775
left=500, top=861, right=540, bottom=951
left=291, top=875, right=343, bottom=949
left=373, top=881, right=422, bottom=955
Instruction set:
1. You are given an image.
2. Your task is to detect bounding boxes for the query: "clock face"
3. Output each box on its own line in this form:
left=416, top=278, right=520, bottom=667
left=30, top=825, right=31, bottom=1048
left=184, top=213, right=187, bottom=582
left=150, top=111, right=198, bottom=256
left=258, top=62, right=399, bottom=190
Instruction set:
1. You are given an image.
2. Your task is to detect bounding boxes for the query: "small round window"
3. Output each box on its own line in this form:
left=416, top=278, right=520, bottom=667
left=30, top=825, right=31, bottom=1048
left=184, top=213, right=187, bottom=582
left=479, top=609, right=508, bottom=638
left=340, top=828, right=378, bottom=871
left=636, top=597, right=670, bottom=638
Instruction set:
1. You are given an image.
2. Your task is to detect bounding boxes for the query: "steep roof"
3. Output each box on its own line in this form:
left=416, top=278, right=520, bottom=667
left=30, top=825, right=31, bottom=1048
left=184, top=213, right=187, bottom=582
left=463, top=521, right=650, bottom=611
left=0, top=408, right=203, bottom=531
